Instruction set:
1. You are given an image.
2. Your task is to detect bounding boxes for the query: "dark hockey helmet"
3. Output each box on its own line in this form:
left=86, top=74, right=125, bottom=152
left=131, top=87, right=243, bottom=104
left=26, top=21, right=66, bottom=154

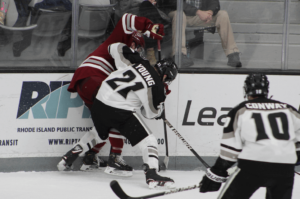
left=244, top=73, right=269, bottom=98
left=154, top=59, right=178, bottom=85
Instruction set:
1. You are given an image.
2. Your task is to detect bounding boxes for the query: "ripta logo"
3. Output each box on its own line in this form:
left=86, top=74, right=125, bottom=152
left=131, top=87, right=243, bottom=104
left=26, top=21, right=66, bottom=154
left=17, top=81, right=91, bottom=119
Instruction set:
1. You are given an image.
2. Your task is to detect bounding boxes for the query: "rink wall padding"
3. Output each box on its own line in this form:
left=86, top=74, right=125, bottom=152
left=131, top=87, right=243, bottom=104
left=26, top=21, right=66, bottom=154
left=0, top=156, right=218, bottom=172
left=1, top=72, right=300, bottom=172
left=0, top=157, right=299, bottom=172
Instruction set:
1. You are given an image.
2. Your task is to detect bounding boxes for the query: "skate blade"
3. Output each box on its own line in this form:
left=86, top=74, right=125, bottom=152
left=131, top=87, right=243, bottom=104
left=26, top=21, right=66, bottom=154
left=148, top=181, right=175, bottom=190
left=104, top=166, right=133, bottom=177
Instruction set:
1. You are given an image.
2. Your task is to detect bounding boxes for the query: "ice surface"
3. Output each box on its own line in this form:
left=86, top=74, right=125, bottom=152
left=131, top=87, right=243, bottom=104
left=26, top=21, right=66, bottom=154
left=1, top=169, right=299, bottom=199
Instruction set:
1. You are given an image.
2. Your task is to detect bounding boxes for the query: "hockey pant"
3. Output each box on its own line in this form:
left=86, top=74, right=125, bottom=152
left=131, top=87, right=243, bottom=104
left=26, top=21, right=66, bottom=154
left=74, top=76, right=125, bottom=154
left=217, top=167, right=294, bottom=199
left=92, top=99, right=159, bottom=170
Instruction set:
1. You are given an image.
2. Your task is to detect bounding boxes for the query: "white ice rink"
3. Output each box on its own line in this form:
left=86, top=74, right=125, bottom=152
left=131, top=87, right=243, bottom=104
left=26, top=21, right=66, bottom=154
left=1, top=169, right=300, bottom=199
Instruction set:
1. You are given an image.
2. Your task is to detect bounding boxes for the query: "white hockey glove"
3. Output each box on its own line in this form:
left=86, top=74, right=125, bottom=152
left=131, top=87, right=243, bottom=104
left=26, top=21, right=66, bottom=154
left=154, top=102, right=164, bottom=120
left=140, top=102, right=165, bottom=120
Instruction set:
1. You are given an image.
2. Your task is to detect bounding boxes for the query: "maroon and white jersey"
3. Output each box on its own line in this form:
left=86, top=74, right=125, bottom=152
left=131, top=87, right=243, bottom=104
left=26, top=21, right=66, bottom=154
left=68, top=13, right=153, bottom=92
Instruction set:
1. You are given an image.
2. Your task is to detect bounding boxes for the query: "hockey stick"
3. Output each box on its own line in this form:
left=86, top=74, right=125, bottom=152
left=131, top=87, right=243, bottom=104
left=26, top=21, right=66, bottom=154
left=157, top=40, right=161, bottom=61
left=163, top=118, right=211, bottom=169
left=161, top=111, right=169, bottom=170
left=157, top=40, right=169, bottom=170
left=110, top=180, right=200, bottom=199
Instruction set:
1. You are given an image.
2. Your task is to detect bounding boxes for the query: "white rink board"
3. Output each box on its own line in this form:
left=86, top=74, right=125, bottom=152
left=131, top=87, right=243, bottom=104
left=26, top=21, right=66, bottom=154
left=0, top=73, right=299, bottom=158
left=0, top=73, right=169, bottom=158
left=162, top=74, right=300, bottom=157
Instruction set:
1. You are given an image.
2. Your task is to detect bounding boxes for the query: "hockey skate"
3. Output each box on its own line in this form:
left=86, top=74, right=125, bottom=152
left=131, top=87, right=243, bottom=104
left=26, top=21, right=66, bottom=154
left=80, top=150, right=107, bottom=171
left=57, top=159, right=74, bottom=171
left=57, top=145, right=83, bottom=171
left=104, top=152, right=133, bottom=177
left=143, top=164, right=175, bottom=189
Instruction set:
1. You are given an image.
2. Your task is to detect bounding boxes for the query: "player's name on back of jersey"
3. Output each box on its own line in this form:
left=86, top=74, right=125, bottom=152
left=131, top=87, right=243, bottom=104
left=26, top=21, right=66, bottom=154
left=245, top=103, right=287, bottom=110
left=134, top=64, right=155, bottom=86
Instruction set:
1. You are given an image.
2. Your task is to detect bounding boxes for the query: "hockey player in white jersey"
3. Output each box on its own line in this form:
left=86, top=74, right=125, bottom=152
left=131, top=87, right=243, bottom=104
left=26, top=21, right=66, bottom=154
left=199, top=73, right=300, bottom=199
left=91, top=42, right=178, bottom=189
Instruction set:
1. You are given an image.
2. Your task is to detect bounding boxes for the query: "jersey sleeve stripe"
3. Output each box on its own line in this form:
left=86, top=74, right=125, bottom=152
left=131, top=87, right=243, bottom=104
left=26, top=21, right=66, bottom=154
left=89, top=56, right=115, bottom=71
left=149, top=155, right=159, bottom=160
left=221, top=143, right=242, bottom=152
left=83, top=59, right=113, bottom=73
left=221, top=146, right=241, bottom=155
left=131, top=15, right=136, bottom=31
left=220, top=150, right=238, bottom=162
left=79, top=63, right=110, bottom=76
left=148, top=148, right=158, bottom=156
left=148, top=146, right=157, bottom=150
left=122, top=13, right=136, bottom=34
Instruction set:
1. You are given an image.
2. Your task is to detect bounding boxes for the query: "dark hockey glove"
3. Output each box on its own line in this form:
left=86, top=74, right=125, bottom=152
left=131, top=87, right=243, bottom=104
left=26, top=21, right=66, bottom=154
left=199, top=168, right=228, bottom=193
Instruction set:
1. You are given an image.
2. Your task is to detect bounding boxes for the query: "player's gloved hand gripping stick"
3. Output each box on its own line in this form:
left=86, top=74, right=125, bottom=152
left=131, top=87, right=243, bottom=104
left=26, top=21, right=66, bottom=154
left=144, top=23, right=164, bottom=40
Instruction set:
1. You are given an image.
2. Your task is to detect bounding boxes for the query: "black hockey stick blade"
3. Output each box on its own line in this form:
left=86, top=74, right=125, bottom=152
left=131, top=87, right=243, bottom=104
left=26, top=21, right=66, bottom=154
left=110, top=180, right=130, bottom=199
left=110, top=180, right=164, bottom=199
left=162, top=112, right=169, bottom=169
left=110, top=180, right=200, bottom=199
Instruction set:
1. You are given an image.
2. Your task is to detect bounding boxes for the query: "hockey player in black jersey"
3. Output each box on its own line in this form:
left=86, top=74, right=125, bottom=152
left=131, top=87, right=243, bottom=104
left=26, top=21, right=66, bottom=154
left=199, top=73, right=300, bottom=199
left=91, top=42, right=178, bottom=189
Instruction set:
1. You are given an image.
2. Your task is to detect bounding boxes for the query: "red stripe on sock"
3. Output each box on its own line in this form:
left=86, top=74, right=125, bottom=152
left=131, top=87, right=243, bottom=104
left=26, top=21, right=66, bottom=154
left=91, top=142, right=106, bottom=153
left=109, top=132, right=124, bottom=154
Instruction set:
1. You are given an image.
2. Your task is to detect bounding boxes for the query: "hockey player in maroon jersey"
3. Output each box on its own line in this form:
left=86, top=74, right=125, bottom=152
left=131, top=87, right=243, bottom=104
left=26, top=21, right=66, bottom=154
left=57, top=13, right=165, bottom=176
left=91, top=42, right=178, bottom=189
left=199, top=73, right=300, bottom=199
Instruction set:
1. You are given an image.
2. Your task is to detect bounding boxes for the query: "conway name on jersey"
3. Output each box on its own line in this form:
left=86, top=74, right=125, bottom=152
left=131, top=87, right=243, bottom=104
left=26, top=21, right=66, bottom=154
left=221, top=97, right=300, bottom=167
